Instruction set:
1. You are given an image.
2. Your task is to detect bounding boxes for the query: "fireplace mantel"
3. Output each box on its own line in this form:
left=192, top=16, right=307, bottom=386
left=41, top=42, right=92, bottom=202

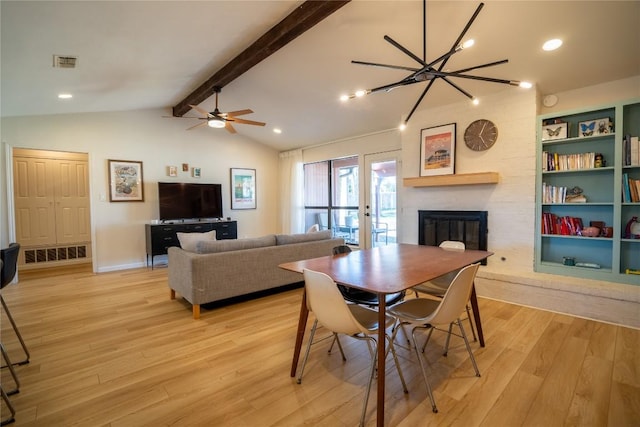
left=403, top=171, right=499, bottom=187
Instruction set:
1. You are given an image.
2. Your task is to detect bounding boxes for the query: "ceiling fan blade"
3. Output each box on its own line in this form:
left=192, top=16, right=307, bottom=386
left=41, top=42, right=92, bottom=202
left=225, top=122, right=237, bottom=134
left=226, top=109, right=254, bottom=117
left=189, top=104, right=212, bottom=118
left=430, top=70, right=514, bottom=85
left=452, top=59, right=509, bottom=74
left=436, top=2, right=485, bottom=73
left=370, top=76, right=417, bottom=94
left=441, top=77, right=474, bottom=99
left=186, top=121, right=208, bottom=131
left=404, top=79, right=435, bottom=123
left=383, top=35, right=427, bottom=66
left=231, top=118, right=266, bottom=127
left=351, top=60, right=420, bottom=72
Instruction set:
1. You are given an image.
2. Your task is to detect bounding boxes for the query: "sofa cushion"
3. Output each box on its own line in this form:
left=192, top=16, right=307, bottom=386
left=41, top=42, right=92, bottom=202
left=177, top=230, right=216, bottom=252
left=196, top=234, right=276, bottom=254
left=275, top=229, right=332, bottom=245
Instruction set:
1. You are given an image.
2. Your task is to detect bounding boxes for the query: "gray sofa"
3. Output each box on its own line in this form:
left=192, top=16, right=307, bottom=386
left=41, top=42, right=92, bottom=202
left=168, top=230, right=344, bottom=318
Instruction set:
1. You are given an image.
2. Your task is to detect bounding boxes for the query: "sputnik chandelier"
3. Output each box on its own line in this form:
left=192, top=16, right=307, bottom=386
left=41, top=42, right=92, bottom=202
left=341, top=1, right=532, bottom=127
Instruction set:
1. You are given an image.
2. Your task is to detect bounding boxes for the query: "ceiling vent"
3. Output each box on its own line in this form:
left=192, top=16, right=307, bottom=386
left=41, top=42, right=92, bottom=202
left=53, top=55, right=78, bottom=69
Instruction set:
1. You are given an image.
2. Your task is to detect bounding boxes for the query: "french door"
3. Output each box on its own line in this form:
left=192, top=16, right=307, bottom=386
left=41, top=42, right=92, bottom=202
left=362, top=151, right=400, bottom=249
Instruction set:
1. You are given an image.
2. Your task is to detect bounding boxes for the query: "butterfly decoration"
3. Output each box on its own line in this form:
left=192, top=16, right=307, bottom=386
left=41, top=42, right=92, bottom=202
left=580, top=121, right=596, bottom=136
left=546, top=127, right=562, bottom=137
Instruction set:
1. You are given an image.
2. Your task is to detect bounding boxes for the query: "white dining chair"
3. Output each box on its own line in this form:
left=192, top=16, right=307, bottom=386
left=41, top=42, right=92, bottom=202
left=388, top=263, right=482, bottom=414
left=298, top=268, right=408, bottom=427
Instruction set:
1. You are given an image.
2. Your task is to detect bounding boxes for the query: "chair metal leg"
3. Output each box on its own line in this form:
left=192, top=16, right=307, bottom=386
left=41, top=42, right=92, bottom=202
left=1, top=386, right=16, bottom=425
left=296, top=319, right=318, bottom=384
left=465, top=304, right=478, bottom=342
left=456, top=319, right=481, bottom=377
left=359, top=336, right=377, bottom=427
left=0, top=296, right=30, bottom=366
left=327, top=333, right=346, bottom=361
left=412, top=327, right=438, bottom=413
left=385, top=334, right=408, bottom=393
left=0, top=344, right=20, bottom=396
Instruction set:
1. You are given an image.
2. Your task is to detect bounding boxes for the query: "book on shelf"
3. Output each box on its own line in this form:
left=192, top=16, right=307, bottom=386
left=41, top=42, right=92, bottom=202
left=542, top=151, right=596, bottom=171
left=541, top=213, right=583, bottom=235
left=622, top=173, right=640, bottom=203
left=623, top=134, right=640, bottom=166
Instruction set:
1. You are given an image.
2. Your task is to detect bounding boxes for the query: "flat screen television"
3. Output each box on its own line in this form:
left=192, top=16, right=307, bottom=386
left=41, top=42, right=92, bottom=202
left=158, top=182, right=223, bottom=221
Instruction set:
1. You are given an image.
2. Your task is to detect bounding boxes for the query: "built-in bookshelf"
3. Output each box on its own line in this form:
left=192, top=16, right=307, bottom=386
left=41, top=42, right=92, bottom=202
left=535, top=99, right=640, bottom=284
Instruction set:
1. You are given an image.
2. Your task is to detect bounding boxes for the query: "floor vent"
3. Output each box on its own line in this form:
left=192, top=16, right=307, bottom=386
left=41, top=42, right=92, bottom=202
left=24, top=245, right=88, bottom=264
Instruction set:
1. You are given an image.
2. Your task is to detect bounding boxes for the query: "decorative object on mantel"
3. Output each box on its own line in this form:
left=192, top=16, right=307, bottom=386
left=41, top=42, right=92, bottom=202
left=342, top=1, right=532, bottom=126
left=192, top=167, right=201, bottom=178
left=404, top=171, right=499, bottom=187
left=464, top=119, right=498, bottom=151
left=182, top=163, right=189, bottom=172
left=230, top=168, right=256, bottom=210
left=167, top=166, right=178, bottom=177
left=419, top=123, right=456, bottom=177
left=108, top=159, right=144, bottom=202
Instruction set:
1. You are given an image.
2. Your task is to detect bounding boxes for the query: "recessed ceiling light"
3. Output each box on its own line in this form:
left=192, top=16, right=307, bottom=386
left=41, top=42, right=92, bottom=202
left=543, top=39, right=563, bottom=51
left=273, top=128, right=282, bottom=134
left=58, top=93, right=73, bottom=99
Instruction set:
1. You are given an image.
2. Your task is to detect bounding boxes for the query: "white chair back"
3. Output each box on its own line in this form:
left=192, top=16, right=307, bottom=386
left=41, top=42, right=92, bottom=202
left=423, top=263, right=480, bottom=326
left=440, top=240, right=465, bottom=250
left=303, top=269, right=365, bottom=336
left=306, top=224, right=320, bottom=233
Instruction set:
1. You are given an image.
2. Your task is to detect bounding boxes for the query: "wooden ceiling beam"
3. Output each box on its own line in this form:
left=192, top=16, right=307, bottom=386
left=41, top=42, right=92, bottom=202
left=173, top=0, right=350, bottom=117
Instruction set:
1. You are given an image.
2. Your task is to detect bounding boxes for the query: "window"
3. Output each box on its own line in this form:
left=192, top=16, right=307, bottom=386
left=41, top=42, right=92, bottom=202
left=304, top=157, right=359, bottom=245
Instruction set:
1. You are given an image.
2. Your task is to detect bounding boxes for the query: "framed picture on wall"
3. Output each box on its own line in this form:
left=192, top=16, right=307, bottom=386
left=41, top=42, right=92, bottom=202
left=230, top=168, right=256, bottom=209
left=419, top=123, right=456, bottom=176
left=108, top=159, right=144, bottom=202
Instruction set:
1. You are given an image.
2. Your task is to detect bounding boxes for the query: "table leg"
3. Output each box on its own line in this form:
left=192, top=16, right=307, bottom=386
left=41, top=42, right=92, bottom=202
left=377, top=293, right=386, bottom=427
left=291, top=290, right=309, bottom=377
left=469, top=282, right=485, bottom=347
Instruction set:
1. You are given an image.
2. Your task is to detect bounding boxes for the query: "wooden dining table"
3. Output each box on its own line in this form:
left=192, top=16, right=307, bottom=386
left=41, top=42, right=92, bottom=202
left=279, top=243, right=493, bottom=427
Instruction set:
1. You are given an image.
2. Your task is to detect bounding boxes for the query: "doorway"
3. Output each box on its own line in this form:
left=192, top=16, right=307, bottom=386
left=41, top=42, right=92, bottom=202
left=363, top=151, right=400, bottom=249
left=11, top=148, right=92, bottom=270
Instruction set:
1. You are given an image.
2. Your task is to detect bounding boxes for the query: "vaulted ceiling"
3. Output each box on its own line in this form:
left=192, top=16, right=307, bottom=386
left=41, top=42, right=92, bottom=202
left=2, top=1, right=639, bottom=151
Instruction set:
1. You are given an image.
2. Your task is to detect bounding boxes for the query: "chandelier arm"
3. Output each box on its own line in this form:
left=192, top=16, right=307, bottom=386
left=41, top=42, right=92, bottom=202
left=436, top=2, right=485, bottom=73
left=430, top=70, right=515, bottom=85
left=351, top=60, right=420, bottom=72
left=425, top=48, right=462, bottom=69
left=405, top=79, right=436, bottom=123
left=370, top=78, right=417, bottom=94
left=452, top=59, right=509, bottom=74
left=441, top=77, right=474, bottom=100
left=383, top=35, right=428, bottom=66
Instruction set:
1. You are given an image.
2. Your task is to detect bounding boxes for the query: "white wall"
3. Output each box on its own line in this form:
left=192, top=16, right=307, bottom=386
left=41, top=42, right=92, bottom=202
left=400, top=88, right=538, bottom=275
left=1, top=108, right=280, bottom=272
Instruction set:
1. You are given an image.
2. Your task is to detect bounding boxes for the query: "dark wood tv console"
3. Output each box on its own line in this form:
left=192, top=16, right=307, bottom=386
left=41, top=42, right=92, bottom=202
left=145, top=220, right=237, bottom=269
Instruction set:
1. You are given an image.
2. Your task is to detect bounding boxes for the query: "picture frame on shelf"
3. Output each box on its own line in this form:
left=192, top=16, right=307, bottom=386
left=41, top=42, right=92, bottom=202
left=230, top=168, right=256, bottom=209
left=108, top=159, right=144, bottom=202
left=167, top=165, right=178, bottom=177
left=541, top=122, right=568, bottom=141
left=192, top=167, right=201, bottom=178
left=578, top=117, right=613, bottom=137
left=419, top=123, right=456, bottom=177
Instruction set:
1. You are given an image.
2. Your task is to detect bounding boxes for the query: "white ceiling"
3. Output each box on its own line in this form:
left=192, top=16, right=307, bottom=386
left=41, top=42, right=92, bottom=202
left=2, top=1, right=639, bottom=151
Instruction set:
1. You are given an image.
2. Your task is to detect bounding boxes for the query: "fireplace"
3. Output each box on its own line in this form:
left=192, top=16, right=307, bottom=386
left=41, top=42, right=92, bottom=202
left=418, top=210, right=488, bottom=265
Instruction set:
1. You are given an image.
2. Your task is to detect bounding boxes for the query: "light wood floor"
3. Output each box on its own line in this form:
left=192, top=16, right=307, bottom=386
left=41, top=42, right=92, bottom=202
left=1, top=266, right=639, bottom=426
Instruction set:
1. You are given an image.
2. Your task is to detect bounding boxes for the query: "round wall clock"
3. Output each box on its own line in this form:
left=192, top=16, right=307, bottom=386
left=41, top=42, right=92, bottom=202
left=464, top=119, right=498, bottom=151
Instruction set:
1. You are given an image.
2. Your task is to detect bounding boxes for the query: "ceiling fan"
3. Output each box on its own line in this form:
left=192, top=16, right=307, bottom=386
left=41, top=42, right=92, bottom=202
left=343, top=1, right=531, bottom=126
left=186, top=86, right=266, bottom=134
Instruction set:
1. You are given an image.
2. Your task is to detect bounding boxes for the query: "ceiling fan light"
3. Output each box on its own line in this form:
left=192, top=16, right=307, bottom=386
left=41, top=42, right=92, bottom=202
left=208, top=118, right=226, bottom=128
left=471, top=97, right=480, bottom=105
left=340, top=94, right=350, bottom=102
left=354, top=89, right=368, bottom=98
left=519, top=81, right=533, bottom=89
left=399, top=123, right=407, bottom=131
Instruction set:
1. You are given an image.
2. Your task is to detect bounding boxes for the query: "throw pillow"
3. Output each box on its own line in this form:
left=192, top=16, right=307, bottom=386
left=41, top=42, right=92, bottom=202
left=275, top=230, right=332, bottom=245
left=177, top=230, right=216, bottom=252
